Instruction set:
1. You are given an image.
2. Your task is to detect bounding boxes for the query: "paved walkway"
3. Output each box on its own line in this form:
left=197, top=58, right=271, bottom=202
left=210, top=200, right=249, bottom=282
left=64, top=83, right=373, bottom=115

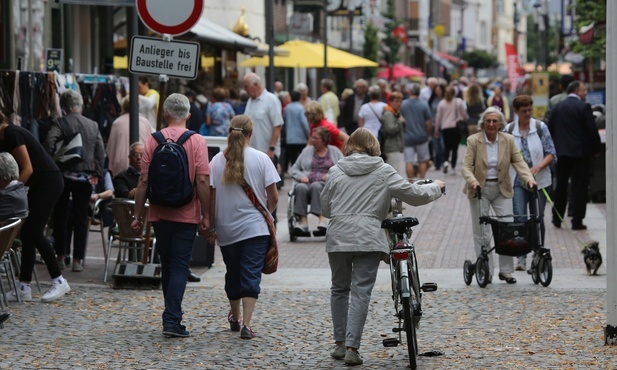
left=2, top=147, right=615, bottom=369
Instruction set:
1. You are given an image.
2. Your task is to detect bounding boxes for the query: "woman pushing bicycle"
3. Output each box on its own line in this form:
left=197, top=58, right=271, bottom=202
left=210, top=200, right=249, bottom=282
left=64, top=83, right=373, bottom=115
left=320, top=128, right=445, bottom=366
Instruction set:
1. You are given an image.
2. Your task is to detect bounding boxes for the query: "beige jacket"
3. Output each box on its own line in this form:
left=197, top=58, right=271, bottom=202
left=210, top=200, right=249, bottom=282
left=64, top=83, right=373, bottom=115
left=461, top=131, right=534, bottom=199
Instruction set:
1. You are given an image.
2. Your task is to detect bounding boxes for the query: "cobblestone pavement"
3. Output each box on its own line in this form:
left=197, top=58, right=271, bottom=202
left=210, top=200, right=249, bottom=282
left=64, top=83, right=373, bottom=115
left=1, top=284, right=614, bottom=369
left=2, top=147, right=614, bottom=369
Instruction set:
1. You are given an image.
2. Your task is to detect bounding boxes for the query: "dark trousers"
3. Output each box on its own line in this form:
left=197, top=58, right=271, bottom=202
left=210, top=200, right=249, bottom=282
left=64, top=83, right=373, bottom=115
left=53, top=178, right=92, bottom=260
left=220, top=235, right=269, bottom=300
left=552, top=156, right=591, bottom=223
left=442, top=128, right=461, bottom=168
left=20, top=172, right=64, bottom=282
left=153, top=220, right=197, bottom=328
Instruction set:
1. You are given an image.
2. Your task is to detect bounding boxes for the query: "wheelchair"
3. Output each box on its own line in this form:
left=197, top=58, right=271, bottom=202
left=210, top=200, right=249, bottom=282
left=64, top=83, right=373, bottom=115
left=287, top=186, right=326, bottom=242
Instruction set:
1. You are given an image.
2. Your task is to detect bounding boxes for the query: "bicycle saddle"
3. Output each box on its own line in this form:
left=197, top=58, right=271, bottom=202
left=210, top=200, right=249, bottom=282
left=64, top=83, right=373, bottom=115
left=381, top=216, right=419, bottom=233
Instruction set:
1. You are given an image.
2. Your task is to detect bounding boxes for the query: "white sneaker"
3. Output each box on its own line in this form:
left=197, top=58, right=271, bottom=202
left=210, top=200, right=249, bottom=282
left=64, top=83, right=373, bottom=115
left=443, top=161, right=449, bottom=174
left=41, top=279, right=71, bottom=303
left=8, top=287, right=33, bottom=302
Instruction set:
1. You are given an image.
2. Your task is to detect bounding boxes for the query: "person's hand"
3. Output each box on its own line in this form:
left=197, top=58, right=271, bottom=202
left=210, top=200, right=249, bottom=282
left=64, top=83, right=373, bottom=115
left=128, top=188, right=136, bottom=199
left=300, top=176, right=309, bottom=183
left=434, top=179, right=446, bottom=191
left=434, top=132, right=440, bottom=139
left=90, top=194, right=98, bottom=203
left=267, top=148, right=275, bottom=160
left=470, top=180, right=480, bottom=191
left=530, top=166, right=541, bottom=176
left=527, top=180, right=538, bottom=190
left=131, top=219, right=144, bottom=236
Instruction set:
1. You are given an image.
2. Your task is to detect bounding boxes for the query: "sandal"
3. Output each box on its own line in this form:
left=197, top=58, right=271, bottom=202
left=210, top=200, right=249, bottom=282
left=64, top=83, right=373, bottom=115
left=227, top=311, right=241, bottom=332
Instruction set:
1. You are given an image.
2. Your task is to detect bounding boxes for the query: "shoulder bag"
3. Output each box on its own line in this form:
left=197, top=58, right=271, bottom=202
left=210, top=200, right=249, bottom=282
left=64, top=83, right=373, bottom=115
left=455, top=100, right=469, bottom=136
left=52, top=117, right=85, bottom=170
left=367, top=103, right=388, bottom=161
left=241, top=180, right=278, bottom=274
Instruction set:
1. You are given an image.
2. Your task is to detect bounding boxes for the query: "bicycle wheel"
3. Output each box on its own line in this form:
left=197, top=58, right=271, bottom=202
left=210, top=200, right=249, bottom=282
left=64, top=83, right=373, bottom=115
left=475, top=258, right=490, bottom=288
left=463, top=260, right=474, bottom=285
left=402, top=292, right=418, bottom=370
left=538, top=256, right=553, bottom=287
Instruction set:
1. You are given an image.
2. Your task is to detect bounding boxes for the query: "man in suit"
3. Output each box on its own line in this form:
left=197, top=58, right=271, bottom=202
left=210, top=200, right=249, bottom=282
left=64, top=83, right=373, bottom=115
left=339, top=79, right=369, bottom=134
left=547, top=81, right=602, bottom=230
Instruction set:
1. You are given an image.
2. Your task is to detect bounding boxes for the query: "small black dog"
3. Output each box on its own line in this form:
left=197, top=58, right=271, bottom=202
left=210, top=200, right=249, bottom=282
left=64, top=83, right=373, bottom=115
left=582, top=241, right=602, bottom=276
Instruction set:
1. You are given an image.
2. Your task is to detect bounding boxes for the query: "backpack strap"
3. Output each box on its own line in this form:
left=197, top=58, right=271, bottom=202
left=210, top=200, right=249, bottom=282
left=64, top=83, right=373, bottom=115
left=505, top=121, right=543, bottom=139
left=176, top=130, right=196, bottom=145
left=152, top=131, right=166, bottom=145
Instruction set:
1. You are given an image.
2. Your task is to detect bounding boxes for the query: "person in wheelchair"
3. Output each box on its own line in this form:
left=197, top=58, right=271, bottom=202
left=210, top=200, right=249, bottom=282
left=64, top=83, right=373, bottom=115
left=290, top=127, right=343, bottom=236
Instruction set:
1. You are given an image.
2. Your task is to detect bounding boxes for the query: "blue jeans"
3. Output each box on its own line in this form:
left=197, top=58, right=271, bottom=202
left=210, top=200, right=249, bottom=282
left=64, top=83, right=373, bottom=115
left=152, top=220, right=197, bottom=328
left=512, top=184, right=548, bottom=250
left=220, top=235, right=269, bottom=300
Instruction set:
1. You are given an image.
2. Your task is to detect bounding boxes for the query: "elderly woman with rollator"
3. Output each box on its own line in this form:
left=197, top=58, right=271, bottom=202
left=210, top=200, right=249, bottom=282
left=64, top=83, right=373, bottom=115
left=461, top=107, right=537, bottom=284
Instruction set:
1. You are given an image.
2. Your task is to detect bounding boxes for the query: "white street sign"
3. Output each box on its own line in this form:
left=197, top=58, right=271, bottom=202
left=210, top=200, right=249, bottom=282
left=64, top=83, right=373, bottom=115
left=129, top=36, right=200, bottom=80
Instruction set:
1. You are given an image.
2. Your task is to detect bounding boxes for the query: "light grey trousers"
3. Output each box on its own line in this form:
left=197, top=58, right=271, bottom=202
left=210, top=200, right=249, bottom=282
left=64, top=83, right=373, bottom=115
left=328, top=251, right=382, bottom=349
left=468, top=181, right=514, bottom=276
left=293, top=181, right=325, bottom=217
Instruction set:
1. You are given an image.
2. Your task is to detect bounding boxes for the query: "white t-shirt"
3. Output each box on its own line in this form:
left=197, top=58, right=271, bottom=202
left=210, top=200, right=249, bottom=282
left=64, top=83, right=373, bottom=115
left=244, top=90, right=284, bottom=155
left=358, top=101, right=387, bottom=137
left=209, top=147, right=281, bottom=246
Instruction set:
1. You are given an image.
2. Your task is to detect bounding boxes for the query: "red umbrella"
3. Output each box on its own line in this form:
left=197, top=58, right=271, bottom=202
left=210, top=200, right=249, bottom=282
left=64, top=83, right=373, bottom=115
left=377, top=63, right=425, bottom=80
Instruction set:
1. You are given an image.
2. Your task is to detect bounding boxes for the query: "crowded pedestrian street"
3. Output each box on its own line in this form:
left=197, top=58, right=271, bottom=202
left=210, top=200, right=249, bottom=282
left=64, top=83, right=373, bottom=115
left=2, top=157, right=614, bottom=369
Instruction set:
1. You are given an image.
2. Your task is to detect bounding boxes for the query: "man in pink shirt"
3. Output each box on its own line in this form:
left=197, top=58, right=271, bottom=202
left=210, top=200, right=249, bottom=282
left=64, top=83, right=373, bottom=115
left=132, top=93, right=211, bottom=338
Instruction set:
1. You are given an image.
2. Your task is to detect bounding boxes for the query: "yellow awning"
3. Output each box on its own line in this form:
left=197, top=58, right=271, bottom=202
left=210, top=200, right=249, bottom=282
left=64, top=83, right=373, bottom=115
left=239, top=40, right=377, bottom=69
left=114, top=55, right=215, bottom=70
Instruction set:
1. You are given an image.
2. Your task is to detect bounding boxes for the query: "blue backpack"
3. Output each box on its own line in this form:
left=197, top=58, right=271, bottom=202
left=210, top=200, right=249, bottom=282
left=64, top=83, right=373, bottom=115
left=147, top=130, right=196, bottom=208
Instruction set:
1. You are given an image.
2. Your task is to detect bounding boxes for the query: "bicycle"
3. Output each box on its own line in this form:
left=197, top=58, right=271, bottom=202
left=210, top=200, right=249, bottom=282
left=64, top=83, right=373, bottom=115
left=381, top=185, right=440, bottom=370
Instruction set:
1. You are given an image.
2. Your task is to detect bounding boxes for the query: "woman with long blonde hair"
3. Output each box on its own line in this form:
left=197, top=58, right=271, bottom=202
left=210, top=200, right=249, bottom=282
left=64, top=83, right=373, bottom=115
left=207, top=115, right=280, bottom=339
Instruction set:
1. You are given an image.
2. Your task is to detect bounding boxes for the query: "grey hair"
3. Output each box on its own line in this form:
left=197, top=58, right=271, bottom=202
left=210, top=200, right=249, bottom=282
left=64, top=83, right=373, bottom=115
left=0, top=152, right=19, bottom=182
left=163, top=93, right=190, bottom=121
left=354, top=79, right=367, bottom=88
left=409, top=83, right=421, bottom=96
left=130, top=142, right=144, bottom=152
left=376, top=79, right=387, bottom=86
left=244, top=73, right=262, bottom=87
left=60, top=89, right=84, bottom=113
left=294, top=82, right=308, bottom=92
left=368, top=85, right=382, bottom=100
left=321, top=78, right=334, bottom=91
left=478, top=106, right=507, bottom=130
left=426, top=77, right=438, bottom=86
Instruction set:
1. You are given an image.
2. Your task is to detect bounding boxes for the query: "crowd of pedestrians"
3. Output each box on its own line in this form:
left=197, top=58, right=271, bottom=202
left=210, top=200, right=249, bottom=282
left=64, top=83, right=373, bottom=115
left=0, top=69, right=604, bottom=368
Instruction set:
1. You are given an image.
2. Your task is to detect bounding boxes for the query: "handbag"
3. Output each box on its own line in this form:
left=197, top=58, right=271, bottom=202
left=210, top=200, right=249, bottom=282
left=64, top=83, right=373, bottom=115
left=367, top=104, right=387, bottom=161
left=241, top=180, right=278, bottom=274
left=52, top=117, right=84, bottom=170
left=455, top=100, right=469, bottom=136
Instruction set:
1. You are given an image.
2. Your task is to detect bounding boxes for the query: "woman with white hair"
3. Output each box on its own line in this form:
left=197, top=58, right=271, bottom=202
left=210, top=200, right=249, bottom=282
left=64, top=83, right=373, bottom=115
left=461, top=107, right=537, bottom=284
left=0, top=152, right=28, bottom=220
left=295, top=82, right=312, bottom=107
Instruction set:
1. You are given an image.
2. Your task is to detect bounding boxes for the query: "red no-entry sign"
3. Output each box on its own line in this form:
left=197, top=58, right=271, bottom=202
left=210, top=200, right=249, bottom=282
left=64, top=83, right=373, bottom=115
left=136, top=0, right=204, bottom=36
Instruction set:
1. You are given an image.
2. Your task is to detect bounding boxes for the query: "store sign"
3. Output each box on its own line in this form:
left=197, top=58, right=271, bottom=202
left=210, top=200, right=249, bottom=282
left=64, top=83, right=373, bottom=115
left=289, top=13, right=313, bottom=35
left=45, top=48, right=63, bottom=73
left=129, top=36, right=200, bottom=79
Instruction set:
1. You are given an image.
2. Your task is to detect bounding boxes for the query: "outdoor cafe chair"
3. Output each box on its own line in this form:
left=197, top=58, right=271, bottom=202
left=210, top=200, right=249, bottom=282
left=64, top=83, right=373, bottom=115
left=0, top=218, right=23, bottom=309
left=104, top=200, right=154, bottom=283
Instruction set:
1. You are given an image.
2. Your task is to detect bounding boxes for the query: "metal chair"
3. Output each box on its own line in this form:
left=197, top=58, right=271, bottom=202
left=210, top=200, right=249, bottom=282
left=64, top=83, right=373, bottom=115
left=0, top=218, right=23, bottom=309
left=104, top=200, right=154, bottom=283
left=88, top=199, right=110, bottom=263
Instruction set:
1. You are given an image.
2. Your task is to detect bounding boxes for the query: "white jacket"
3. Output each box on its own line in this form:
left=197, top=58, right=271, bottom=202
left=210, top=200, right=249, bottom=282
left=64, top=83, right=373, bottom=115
left=320, top=153, right=443, bottom=255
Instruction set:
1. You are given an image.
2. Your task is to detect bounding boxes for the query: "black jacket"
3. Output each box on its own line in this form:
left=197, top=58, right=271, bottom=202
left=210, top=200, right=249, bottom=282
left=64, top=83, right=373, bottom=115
left=340, top=93, right=369, bottom=129
left=547, top=96, right=601, bottom=158
left=113, top=166, right=140, bottom=199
